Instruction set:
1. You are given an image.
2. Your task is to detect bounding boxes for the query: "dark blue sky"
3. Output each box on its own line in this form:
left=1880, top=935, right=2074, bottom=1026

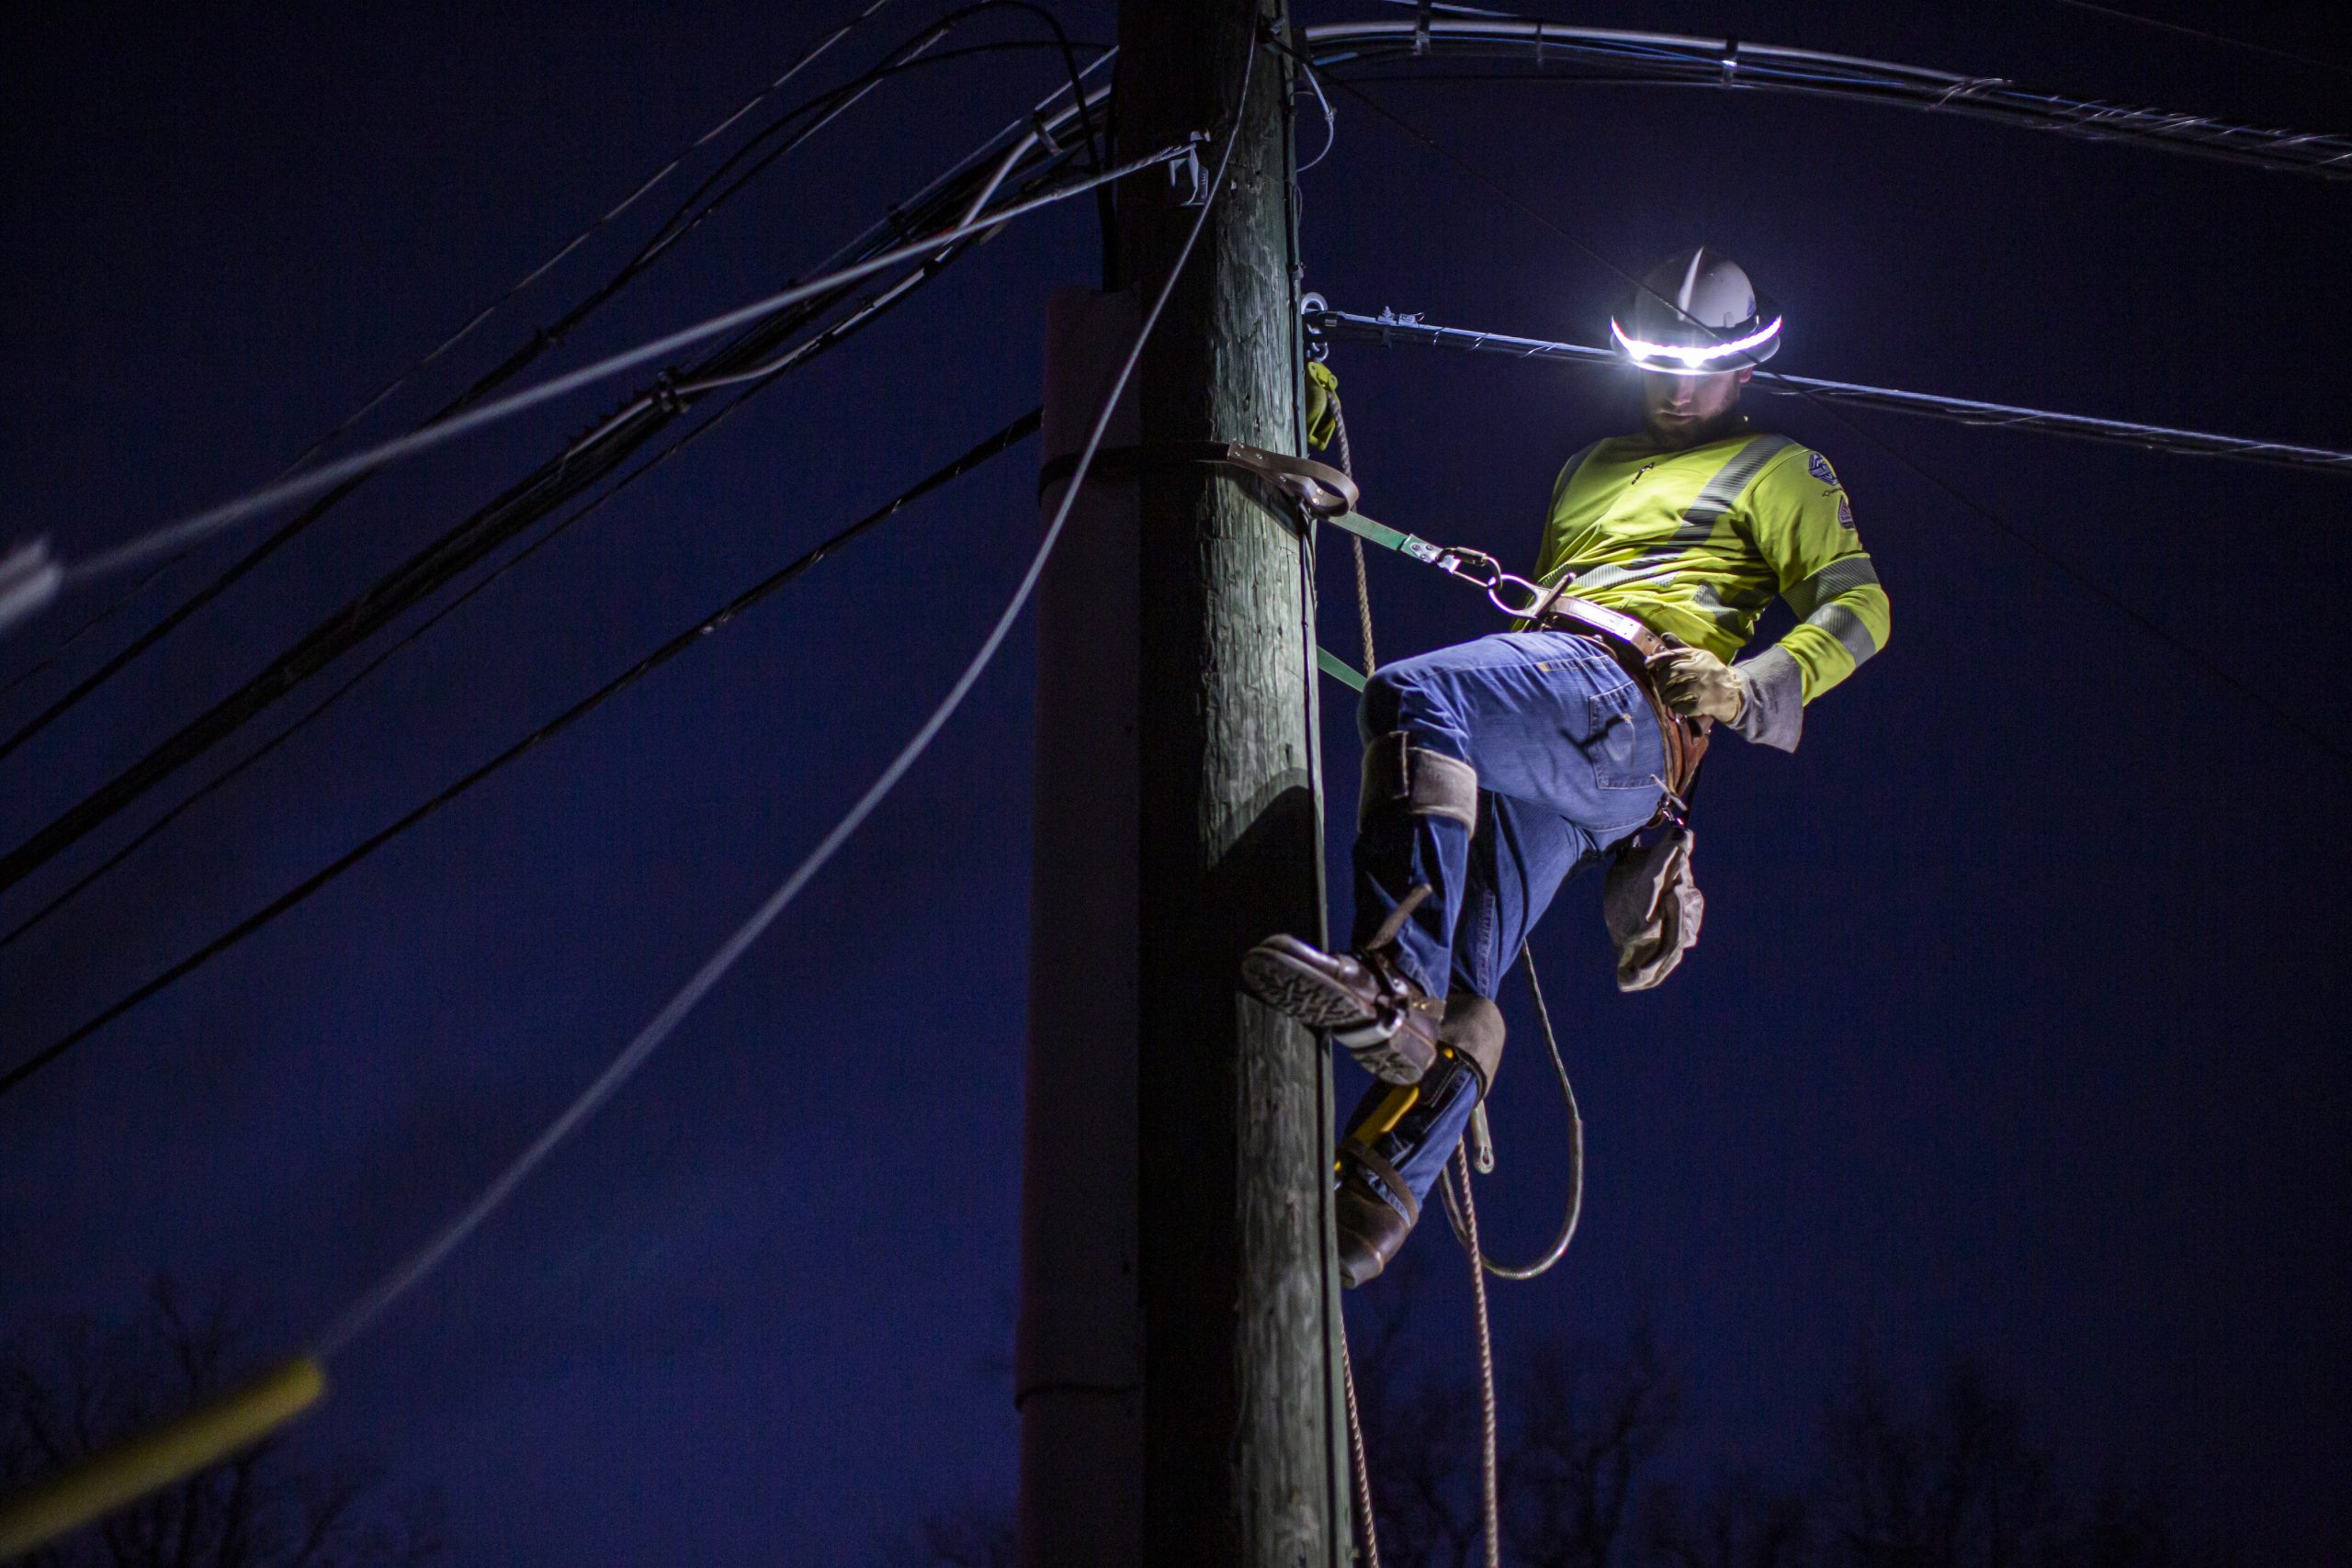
left=5, top=2, right=2349, bottom=1562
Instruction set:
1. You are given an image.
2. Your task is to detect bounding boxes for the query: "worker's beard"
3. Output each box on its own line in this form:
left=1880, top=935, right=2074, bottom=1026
left=1642, top=400, right=1747, bottom=450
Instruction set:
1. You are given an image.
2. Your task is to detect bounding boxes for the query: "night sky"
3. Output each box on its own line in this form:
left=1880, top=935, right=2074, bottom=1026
left=6, top=2, right=2350, bottom=1562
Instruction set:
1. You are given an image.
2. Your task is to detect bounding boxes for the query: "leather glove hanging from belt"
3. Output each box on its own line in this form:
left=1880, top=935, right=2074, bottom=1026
left=1646, top=645, right=1746, bottom=724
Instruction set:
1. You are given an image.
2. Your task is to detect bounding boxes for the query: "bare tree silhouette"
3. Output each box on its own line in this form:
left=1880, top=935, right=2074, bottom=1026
left=1, top=1278, right=440, bottom=1568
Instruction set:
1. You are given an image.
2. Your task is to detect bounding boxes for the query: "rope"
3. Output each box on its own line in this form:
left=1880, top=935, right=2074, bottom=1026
left=1339, top=1323, right=1383, bottom=1568
left=310, top=33, right=1257, bottom=1356
left=1451, top=1148, right=1502, bottom=1568
left=1325, top=389, right=1377, bottom=675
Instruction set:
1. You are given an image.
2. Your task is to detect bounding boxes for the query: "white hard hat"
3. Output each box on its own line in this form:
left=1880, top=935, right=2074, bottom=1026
left=1610, top=247, right=1781, bottom=373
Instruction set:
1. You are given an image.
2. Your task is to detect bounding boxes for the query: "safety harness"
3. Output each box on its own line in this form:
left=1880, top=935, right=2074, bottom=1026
left=1041, top=438, right=1713, bottom=818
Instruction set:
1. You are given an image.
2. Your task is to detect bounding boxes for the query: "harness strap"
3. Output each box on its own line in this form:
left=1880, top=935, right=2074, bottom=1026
left=1036, top=440, right=1359, bottom=516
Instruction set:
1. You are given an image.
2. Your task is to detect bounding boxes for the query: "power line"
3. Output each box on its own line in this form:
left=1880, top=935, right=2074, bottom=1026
left=2045, top=0, right=2352, bottom=78
left=0, top=100, right=1115, bottom=897
left=1301, top=18, right=2352, bottom=179
left=0, top=22, right=1102, bottom=759
left=0, top=0, right=906, bottom=721
left=52, top=145, right=1180, bottom=594
left=1308, top=306, right=2352, bottom=473
left=0, top=373, right=786, bottom=957
left=0, top=409, right=1043, bottom=1103
left=1292, top=57, right=2350, bottom=766
left=310, top=26, right=1256, bottom=1367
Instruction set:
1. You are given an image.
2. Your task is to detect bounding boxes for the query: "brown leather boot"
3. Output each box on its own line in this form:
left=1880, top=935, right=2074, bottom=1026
left=1329, top=993, right=1508, bottom=1287
left=1334, top=1138, right=1419, bottom=1288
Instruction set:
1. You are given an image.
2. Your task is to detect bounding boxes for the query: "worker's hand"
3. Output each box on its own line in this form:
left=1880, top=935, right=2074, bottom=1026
left=1646, top=645, right=1746, bottom=723
left=1305, top=362, right=1340, bottom=452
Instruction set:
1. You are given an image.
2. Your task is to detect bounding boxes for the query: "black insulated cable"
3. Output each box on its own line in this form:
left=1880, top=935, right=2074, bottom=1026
left=0, top=409, right=1044, bottom=1102
left=0, top=85, right=1114, bottom=896
left=0, top=18, right=1100, bottom=761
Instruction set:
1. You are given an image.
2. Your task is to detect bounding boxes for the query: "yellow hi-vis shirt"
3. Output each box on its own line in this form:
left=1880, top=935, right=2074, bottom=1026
left=1532, top=428, right=1891, bottom=704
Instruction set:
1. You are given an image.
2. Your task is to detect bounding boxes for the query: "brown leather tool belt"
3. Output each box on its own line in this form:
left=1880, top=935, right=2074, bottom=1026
left=1526, top=586, right=1711, bottom=813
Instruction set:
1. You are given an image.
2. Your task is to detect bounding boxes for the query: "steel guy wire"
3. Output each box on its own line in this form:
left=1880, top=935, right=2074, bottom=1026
left=46, top=145, right=1185, bottom=600
left=0, top=408, right=1044, bottom=1101
left=1300, top=59, right=2352, bottom=767
left=0, top=0, right=903, bottom=713
left=309, top=39, right=1261, bottom=1359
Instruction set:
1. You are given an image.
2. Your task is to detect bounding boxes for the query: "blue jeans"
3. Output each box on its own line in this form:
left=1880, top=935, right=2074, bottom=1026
left=1344, top=632, right=1666, bottom=1207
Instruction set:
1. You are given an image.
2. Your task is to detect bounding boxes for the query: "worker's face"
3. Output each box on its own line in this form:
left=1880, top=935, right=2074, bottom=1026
left=1640, top=367, right=1751, bottom=447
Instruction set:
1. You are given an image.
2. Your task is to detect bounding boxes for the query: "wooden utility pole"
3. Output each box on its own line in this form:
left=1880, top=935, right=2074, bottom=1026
left=1122, top=4, right=1340, bottom=1564
left=1017, top=4, right=1342, bottom=1565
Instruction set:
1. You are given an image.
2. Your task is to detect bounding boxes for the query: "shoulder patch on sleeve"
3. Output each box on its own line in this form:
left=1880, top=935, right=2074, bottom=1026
left=1837, top=492, right=1856, bottom=529
left=1806, top=451, right=1838, bottom=486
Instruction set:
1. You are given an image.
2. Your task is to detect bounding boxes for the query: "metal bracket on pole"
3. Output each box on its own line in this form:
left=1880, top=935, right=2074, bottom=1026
left=1170, top=132, right=1211, bottom=207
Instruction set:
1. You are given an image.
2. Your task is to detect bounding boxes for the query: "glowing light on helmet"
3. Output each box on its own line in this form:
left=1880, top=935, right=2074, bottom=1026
left=1609, top=313, right=1783, bottom=373
left=1612, top=248, right=1783, bottom=374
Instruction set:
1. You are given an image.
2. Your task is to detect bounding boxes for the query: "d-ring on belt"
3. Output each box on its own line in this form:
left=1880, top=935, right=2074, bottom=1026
left=1035, top=440, right=1710, bottom=812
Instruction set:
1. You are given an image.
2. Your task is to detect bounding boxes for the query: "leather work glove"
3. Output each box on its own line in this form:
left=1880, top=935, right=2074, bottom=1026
left=1602, top=826, right=1703, bottom=991
left=1646, top=645, right=1746, bottom=724
left=1305, top=361, right=1340, bottom=452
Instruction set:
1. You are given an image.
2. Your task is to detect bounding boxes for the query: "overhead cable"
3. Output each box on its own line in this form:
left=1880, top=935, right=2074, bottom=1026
left=1302, top=17, right=2352, bottom=178
left=0, top=94, right=1117, bottom=897
left=47, top=142, right=1182, bottom=598
left=0, top=410, right=1044, bottom=1101
left=0, top=0, right=907, bottom=710
left=0, top=374, right=784, bottom=957
left=2044, top=0, right=2352, bottom=78
left=311, top=40, right=1259, bottom=1359
left=0, top=19, right=1100, bottom=748
left=1309, top=305, right=2352, bottom=472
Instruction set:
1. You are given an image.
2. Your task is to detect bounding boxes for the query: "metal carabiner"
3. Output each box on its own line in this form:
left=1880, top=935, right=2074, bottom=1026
left=1438, top=547, right=1503, bottom=591
left=1485, top=573, right=1551, bottom=619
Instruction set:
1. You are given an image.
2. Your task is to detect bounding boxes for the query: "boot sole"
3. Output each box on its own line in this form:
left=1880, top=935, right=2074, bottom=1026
left=1240, top=942, right=1431, bottom=1085
left=1239, top=943, right=1381, bottom=1032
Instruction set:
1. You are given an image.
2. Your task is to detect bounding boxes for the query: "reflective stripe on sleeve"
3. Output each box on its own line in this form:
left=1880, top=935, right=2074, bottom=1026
left=1805, top=603, right=1881, bottom=664
left=1783, top=554, right=1880, bottom=619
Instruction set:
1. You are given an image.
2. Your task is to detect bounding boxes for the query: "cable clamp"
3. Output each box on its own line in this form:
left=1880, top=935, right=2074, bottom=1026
left=1170, top=131, right=1211, bottom=207
left=1030, top=110, right=1063, bottom=156
left=1302, top=290, right=1331, bottom=363
left=650, top=370, right=687, bottom=417
left=1721, top=39, right=1740, bottom=86
left=1373, top=305, right=1425, bottom=348
left=1414, top=0, right=1433, bottom=54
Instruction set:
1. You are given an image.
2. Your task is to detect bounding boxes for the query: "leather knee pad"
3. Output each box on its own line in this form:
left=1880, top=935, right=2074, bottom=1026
left=1360, top=732, right=1478, bottom=836
left=1440, top=992, right=1505, bottom=1096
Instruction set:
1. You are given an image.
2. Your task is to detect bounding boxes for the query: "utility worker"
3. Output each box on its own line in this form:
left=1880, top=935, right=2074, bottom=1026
left=1243, top=248, right=1892, bottom=1285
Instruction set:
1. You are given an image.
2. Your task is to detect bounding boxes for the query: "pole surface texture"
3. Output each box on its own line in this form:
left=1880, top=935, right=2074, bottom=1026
left=1115, top=5, right=1340, bottom=1564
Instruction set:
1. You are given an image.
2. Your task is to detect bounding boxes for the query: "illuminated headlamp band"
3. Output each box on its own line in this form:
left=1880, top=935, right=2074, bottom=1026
left=1610, top=314, right=1783, bottom=371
